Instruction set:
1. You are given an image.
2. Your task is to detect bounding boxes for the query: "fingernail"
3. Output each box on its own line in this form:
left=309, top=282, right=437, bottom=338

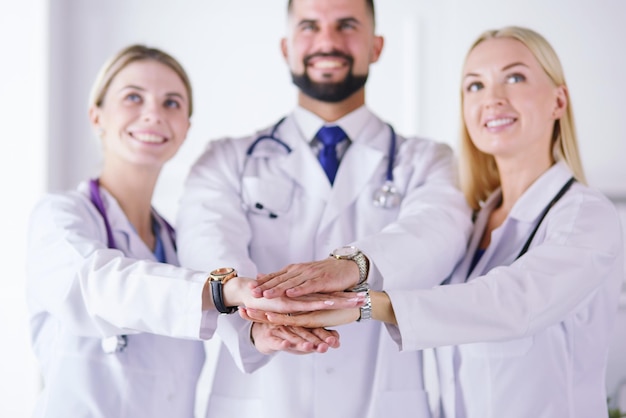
left=324, top=300, right=335, bottom=305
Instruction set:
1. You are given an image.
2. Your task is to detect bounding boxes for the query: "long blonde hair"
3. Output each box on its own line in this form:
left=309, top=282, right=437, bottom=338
left=459, top=26, right=586, bottom=210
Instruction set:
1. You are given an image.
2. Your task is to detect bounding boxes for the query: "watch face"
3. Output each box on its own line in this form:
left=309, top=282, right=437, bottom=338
left=333, top=245, right=358, bottom=258
left=210, top=267, right=236, bottom=281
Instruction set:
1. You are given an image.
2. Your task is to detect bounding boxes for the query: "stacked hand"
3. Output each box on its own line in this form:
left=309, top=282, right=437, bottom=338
left=235, top=257, right=366, bottom=353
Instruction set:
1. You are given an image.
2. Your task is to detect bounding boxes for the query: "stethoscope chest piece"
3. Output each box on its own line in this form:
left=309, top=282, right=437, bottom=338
left=372, top=180, right=402, bottom=209
left=101, top=335, right=127, bottom=354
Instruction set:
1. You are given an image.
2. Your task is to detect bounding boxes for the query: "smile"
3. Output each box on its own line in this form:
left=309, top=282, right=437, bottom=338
left=485, top=118, right=515, bottom=128
left=130, top=132, right=167, bottom=144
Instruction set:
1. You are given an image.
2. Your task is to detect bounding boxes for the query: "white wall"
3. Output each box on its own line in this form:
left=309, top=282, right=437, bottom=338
left=0, top=0, right=48, bottom=416
left=4, top=1, right=625, bottom=416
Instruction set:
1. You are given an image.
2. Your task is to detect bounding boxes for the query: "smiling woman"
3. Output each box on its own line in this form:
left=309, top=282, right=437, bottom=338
left=24, top=44, right=349, bottom=418
left=25, top=45, right=207, bottom=418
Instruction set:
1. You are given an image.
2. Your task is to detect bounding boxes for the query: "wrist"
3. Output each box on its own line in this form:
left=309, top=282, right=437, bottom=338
left=350, top=282, right=372, bottom=322
left=222, top=275, right=245, bottom=308
left=370, top=291, right=396, bottom=325
left=208, top=268, right=239, bottom=314
left=330, top=245, right=370, bottom=287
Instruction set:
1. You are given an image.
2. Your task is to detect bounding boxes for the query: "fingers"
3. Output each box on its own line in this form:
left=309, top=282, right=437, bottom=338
left=310, top=327, right=340, bottom=349
left=265, top=308, right=360, bottom=328
left=249, top=322, right=338, bottom=355
left=251, top=261, right=329, bottom=298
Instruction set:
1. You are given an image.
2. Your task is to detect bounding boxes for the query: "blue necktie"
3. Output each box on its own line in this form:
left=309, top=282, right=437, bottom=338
left=316, top=126, right=347, bottom=184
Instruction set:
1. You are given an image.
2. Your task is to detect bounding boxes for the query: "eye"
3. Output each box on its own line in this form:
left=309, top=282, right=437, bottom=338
left=164, top=98, right=181, bottom=109
left=466, top=81, right=483, bottom=93
left=506, top=73, right=526, bottom=84
left=125, top=92, right=142, bottom=103
left=339, top=21, right=357, bottom=31
left=299, top=21, right=317, bottom=32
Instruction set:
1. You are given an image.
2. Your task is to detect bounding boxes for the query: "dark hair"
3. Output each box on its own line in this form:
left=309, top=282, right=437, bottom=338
left=287, top=0, right=375, bottom=20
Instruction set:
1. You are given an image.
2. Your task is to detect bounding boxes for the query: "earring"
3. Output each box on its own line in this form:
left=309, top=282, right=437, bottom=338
left=96, top=127, right=104, bottom=137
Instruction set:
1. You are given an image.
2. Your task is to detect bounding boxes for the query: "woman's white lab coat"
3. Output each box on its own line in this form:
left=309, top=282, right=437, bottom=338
left=386, top=162, right=625, bottom=418
left=26, top=181, right=215, bottom=418
left=177, top=107, right=473, bottom=418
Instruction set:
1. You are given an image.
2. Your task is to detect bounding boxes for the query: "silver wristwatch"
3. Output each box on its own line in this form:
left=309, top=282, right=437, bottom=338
left=330, top=245, right=369, bottom=286
left=351, top=282, right=372, bottom=322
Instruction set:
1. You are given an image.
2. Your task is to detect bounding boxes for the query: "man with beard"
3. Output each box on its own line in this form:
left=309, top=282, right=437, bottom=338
left=176, top=0, right=472, bottom=417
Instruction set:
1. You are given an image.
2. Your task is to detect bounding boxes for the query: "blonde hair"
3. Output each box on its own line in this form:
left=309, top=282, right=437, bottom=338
left=459, top=26, right=586, bottom=210
left=89, top=44, right=193, bottom=117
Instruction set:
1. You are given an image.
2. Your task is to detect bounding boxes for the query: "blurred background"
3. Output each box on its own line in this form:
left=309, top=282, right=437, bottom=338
left=2, top=0, right=625, bottom=416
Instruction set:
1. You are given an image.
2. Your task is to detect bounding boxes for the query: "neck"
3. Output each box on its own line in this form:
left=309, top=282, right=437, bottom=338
left=496, top=157, right=554, bottom=213
left=99, top=163, right=160, bottom=246
left=298, top=89, right=365, bottom=122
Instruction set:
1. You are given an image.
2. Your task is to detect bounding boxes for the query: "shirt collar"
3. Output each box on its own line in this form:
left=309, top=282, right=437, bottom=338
left=293, top=105, right=374, bottom=143
left=482, top=161, right=575, bottom=223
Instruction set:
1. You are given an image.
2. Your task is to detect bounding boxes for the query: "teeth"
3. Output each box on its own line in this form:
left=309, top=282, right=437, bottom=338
left=133, top=133, right=165, bottom=143
left=486, top=118, right=514, bottom=128
left=313, top=60, right=342, bottom=69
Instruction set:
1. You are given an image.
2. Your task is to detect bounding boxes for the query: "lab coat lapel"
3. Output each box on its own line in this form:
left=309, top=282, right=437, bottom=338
left=319, top=118, right=388, bottom=231
left=277, top=116, right=331, bottom=199
left=460, top=162, right=575, bottom=283
left=459, top=200, right=497, bottom=283
left=100, top=189, right=156, bottom=261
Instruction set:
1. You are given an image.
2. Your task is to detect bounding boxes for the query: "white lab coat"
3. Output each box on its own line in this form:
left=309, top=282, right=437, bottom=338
left=386, top=162, right=625, bottom=418
left=26, top=181, right=216, bottom=418
left=177, top=107, right=473, bottom=418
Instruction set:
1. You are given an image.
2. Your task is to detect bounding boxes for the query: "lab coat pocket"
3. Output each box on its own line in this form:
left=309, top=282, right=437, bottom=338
left=463, top=335, right=534, bottom=358
left=242, top=176, right=294, bottom=219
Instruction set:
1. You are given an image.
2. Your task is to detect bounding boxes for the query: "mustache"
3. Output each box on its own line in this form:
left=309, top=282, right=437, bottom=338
left=303, top=50, right=354, bottom=66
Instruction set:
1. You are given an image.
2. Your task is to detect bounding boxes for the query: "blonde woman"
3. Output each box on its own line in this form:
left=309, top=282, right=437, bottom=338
left=246, top=27, right=624, bottom=418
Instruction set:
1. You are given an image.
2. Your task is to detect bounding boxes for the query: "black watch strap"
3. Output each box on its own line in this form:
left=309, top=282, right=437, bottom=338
left=210, top=280, right=238, bottom=314
left=209, top=268, right=239, bottom=314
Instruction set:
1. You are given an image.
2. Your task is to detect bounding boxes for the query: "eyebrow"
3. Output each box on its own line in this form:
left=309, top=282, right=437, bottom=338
left=119, top=85, right=186, bottom=100
left=297, top=16, right=361, bottom=27
left=463, top=61, right=529, bottom=79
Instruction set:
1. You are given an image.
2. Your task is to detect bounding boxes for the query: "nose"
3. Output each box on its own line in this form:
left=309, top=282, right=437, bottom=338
left=141, top=98, right=163, bottom=123
left=315, top=24, right=342, bottom=52
left=484, top=84, right=507, bottom=109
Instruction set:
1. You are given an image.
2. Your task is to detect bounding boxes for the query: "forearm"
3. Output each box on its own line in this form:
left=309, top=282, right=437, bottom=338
left=371, top=291, right=397, bottom=325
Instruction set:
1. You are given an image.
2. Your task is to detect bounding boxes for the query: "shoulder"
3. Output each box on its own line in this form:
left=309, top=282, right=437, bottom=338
left=193, top=120, right=287, bottom=163
left=28, top=187, right=104, bottom=243
left=31, top=188, right=94, bottom=220
left=549, top=182, right=622, bottom=252
left=395, top=133, right=456, bottom=170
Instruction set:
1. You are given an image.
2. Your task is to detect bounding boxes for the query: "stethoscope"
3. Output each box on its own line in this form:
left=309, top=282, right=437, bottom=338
left=244, top=117, right=402, bottom=211
left=88, top=178, right=175, bottom=354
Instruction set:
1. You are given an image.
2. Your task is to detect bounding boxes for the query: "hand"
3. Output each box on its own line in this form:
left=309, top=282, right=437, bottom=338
left=250, top=258, right=359, bottom=298
left=225, top=276, right=364, bottom=312
left=243, top=306, right=360, bottom=329
left=247, top=320, right=340, bottom=355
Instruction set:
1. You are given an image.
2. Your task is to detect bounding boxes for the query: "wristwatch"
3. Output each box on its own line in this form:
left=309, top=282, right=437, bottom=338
left=208, top=267, right=239, bottom=314
left=351, top=282, right=372, bottom=322
left=330, top=245, right=369, bottom=286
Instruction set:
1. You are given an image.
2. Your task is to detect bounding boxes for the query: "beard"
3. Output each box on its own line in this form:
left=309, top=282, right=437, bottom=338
left=291, top=51, right=368, bottom=103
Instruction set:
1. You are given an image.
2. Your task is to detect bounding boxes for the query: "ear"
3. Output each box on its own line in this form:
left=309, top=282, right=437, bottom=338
left=280, top=37, right=289, bottom=62
left=89, top=105, right=100, bottom=129
left=88, top=105, right=104, bottom=137
left=370, top=35, right=385, bottom=64
left=552, top=85, right=568, bottom=120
